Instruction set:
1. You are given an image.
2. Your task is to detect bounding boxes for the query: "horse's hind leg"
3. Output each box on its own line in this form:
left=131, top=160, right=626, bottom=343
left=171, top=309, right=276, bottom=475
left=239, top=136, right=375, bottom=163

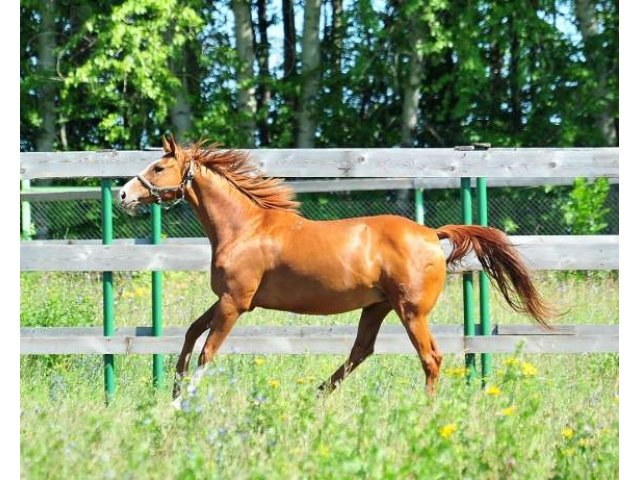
left=173, top=303, right=217, bottom=399
left=397, top=305, right=441, bottom=396
left=318, top=301, right=391, bottom=394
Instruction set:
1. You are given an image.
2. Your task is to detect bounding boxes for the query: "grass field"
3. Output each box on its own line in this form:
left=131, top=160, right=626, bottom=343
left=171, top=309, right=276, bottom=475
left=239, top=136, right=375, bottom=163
left=20, top=272, right=619, bottom=479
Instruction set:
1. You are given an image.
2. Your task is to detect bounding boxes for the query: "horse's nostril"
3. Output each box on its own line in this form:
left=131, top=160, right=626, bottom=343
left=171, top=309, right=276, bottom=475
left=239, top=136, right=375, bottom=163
left=120, top=190, right=126, bottom=200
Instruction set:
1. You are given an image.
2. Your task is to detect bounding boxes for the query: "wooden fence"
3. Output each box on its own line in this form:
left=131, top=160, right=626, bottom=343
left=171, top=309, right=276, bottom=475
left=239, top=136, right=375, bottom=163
left=20, top=147, right=619, bottom=361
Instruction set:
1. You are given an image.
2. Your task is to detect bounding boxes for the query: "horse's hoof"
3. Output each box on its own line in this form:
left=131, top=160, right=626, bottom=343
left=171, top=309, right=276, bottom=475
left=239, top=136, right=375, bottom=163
left=316, top=382, right=335, bottom=399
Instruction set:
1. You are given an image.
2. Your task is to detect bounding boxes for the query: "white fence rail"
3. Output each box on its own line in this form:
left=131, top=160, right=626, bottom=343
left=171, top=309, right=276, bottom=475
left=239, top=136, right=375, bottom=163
left=19, top=236, right=619, bottom=272
left=20, top=147, right=619, bottom=179
left=20, top=176, right=620, bottom=202
left=20, top=325, right=619, bottom=355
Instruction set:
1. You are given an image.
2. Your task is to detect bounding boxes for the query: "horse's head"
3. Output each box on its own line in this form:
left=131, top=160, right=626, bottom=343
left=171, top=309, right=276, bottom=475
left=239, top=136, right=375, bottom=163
left=119, top=135, right=194, bottom=214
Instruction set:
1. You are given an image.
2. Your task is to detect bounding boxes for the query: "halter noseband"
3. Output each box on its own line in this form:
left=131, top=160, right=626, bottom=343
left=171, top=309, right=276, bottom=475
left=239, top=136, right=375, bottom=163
left=136, top=161, right=195, bottom=209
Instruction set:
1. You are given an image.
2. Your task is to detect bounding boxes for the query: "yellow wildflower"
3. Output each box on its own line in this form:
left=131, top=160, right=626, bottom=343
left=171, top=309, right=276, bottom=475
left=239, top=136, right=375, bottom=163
left=439, top=423, right=457, bottom=439
left=562, top=448, right=575, bottom=457
left=500, top=405, right=517, bottom=417
left=296, top=377, right=306, bottom=384
left=267, top=379, right=280, bottom=389
left=521, top=362, right=538, bottom=377
left=561, top=427, right=574, bottom=440
left=485, top=385, right=502, bottom=396
left=254, top=357, right=266, bottom=366
left=504, top=357, right=521, bottom=367
left=578, top=438, right=594, bottom=447
left=444, top=367, right=466, bottom=378
left=318, top=444, right=330, bottom=458
left=134, top=287, right=147, bottom=298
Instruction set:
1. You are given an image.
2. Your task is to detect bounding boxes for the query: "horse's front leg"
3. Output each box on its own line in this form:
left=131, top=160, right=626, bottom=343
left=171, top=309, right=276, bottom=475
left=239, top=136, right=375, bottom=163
left=197, top=293, right=243, bottom=367
left=173, top=303, right=217, bottom=399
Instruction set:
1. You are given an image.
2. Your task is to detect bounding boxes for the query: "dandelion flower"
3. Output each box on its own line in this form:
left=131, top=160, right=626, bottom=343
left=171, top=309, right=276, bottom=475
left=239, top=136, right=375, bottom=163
left=268, top=379, right=280, bottom=389
left=296, top=377, right=306, bottom=384
left=254, top=357, right=266, bottom=366
left=486, top=385, right=502, bottom=396
left=561, top=427, right=574, bottom=439
left=504, top=357, right=520, bottom=367
left=500, top=405, right=517, bottom=417
left=439, top=423, right=457, bottom=439
left=562, top=447, right=575, bottom=457
left=521, top=362, right=538, bottom=377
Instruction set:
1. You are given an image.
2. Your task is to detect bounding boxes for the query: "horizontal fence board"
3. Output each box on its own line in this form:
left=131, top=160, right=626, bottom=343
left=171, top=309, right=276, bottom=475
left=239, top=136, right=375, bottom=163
left=20, top=236, right=619, bottom=272
left=465, top=335, right=619, bottom=354
left=496, top=324, right=619, bottom=335
left=20, top=148, right=619, bottom=180
left=24, top=237, right=211, bottom=246
left=20, top=324, right=618, bottom=355
left=20, top=176, right=620, bottom=201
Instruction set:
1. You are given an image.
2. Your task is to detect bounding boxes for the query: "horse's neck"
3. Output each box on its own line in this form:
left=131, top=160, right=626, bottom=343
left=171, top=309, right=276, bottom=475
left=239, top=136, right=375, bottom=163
left=185, top=170, right=263, bottom=251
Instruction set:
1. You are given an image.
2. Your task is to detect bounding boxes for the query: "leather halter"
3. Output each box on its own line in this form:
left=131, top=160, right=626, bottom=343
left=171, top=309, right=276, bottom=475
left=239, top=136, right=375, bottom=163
left=136, top=161, right=195, bottom=208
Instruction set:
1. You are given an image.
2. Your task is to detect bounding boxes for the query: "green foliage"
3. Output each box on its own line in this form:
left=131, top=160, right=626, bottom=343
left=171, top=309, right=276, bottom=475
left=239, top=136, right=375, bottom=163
left=21, top=0, right=618, bottom=151
left=562, top=178, right=611, bottom=234
left=20, top=273, right=98, bottom=327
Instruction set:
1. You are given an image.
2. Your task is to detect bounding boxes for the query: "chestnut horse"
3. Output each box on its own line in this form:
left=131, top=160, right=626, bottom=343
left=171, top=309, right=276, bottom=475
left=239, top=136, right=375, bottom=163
left=119, top=137, right=553, bottom=398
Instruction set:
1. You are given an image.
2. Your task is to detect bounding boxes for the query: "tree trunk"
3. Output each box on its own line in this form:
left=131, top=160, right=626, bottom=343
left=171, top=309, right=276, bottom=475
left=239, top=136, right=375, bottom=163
left=231, top=0, right=257, bottom=147
left=36, top=0, right=56, bottom=152
left=170, top=46, right=194, bottom=141
left=400, top=17, right=425, bottom=147
left=256, top=0, right=271, bottom=146
left=329, top=0, right=343, bottom=74
left=296, top=0, right=322, bottom=148
left=574, top=0, right=617, bottom=145
left=282, top=0, right=296, bottom=79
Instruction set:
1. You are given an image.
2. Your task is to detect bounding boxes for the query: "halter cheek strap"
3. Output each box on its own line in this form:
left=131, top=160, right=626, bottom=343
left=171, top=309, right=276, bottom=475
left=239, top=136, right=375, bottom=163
left=136, top=161, right=195, bottom=208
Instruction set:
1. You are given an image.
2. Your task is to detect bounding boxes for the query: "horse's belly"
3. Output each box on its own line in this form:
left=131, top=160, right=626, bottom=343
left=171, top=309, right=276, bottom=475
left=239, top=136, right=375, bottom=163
left=252, top=273, right=385, bottom=315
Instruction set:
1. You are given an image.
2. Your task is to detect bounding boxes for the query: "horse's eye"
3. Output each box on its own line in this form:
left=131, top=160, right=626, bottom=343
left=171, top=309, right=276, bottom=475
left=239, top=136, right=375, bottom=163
left=153, top=165, right=165, bottom=174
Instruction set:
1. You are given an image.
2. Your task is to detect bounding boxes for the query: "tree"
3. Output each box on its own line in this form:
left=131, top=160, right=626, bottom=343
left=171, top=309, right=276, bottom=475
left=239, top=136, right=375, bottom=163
left=231, top=0, right=257, bottom=147
left=255, top=0, right=272, bottom=146
left=297, top=0, right=322, bottom=148
left=574, top=0, right=618, bottom=145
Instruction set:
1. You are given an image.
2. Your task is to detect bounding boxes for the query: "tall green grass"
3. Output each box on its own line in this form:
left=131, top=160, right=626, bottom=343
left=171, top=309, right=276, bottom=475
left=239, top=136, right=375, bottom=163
left=20, top=272, right=618, bottom=479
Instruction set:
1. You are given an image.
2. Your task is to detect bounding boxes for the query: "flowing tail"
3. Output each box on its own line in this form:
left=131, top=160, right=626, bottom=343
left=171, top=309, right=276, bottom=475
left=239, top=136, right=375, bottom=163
left=436, top=225, right=555, bottom=329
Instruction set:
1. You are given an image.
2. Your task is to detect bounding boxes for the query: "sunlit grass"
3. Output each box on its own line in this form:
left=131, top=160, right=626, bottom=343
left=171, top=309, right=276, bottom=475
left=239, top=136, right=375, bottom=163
left=20, top=272, right=619, bottom=478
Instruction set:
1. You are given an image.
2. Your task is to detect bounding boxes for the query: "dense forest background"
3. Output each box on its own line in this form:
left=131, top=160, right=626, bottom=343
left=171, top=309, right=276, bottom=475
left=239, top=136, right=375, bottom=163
left=20, top=0, right=618, bottom=152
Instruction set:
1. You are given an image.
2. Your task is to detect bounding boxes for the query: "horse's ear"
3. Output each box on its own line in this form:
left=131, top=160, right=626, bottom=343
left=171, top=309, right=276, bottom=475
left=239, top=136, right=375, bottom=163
left=162, top=135, right=171, bottom=153
left=168, top=134, right=178, bottom=154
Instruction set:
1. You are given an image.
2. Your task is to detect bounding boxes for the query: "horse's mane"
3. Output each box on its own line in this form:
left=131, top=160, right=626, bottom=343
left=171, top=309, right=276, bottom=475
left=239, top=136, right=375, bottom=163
left=188, top=141, right=300, bottom=212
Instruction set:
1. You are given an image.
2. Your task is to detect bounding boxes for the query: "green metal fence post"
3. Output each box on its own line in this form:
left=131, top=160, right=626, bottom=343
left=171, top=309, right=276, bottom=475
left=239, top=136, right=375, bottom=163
left=21, top=179, right=32, bottom=240
left=101, top=179, right=115, bottom=403
left=477, top=177, right=492, bottom=382
left=151, top=203, right=164, bottom=388
left=414, top=187, right=425, bottom=226
left=461, top=177, right=477, bottom=380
